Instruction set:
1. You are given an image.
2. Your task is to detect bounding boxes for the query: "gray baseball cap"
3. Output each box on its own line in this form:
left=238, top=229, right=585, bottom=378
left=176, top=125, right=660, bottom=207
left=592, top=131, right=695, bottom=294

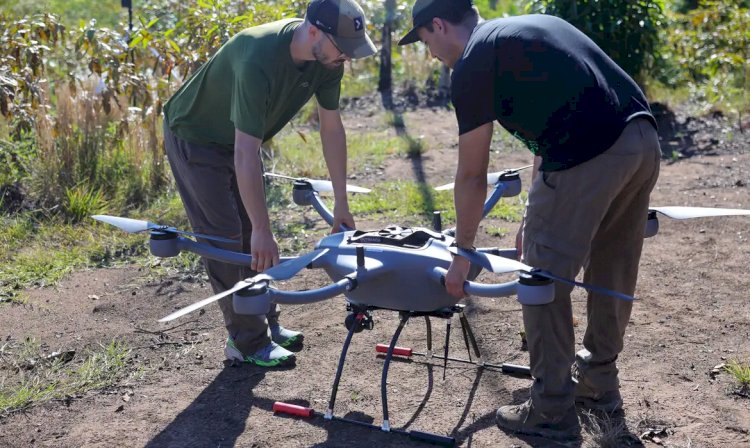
left=307, top=0, right=377, bottom=59
left=398, top=0, right=473, bottom=46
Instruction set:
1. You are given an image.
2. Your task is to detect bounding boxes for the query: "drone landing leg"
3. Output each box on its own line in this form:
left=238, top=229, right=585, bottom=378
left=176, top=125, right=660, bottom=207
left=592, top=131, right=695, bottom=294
left=458, top=313, right=473, bottom=363
left=324, top=312, right=362, bottom=420
left=458, top=310, right=482, bottom=365
left=381, top=312, right=410, bottom=432
left=424, top=316, right=433, bottom=357
left=442, top=317, right=452, bottom=381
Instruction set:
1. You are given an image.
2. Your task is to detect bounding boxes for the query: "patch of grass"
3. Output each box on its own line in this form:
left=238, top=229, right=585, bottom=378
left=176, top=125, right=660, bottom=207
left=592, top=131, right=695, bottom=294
left=643, top=79, right=692, bottom=111
left=581, top=410, right=629, bottom=448
left=270, top=130, right=410, bottom=179
left=142, top=251, right=206, bottom=283
left=0, top=192, right=187, bottom=303
left=383, top=112, right=427, bottom=157
left=348, top=181, right=525, bottom=225
left=486, top=226, right=510, bottom=238
left=64, top=184, right=108, bottom=224
left=0, top=215, right=35, bottom=256
left=724, top=359, right=750, bottom=393
left=273, top=221, right=314, bottom=253
left=0, top=339, right=132, bottom=416
left=341, top=70, right=376, bottom=99
left=384, top=111, right=405, bottom=128
left=65, top=340, right=131, bottom=392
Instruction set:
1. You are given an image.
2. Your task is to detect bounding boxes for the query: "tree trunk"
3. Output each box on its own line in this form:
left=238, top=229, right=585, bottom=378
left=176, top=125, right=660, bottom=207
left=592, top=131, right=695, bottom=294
left=379, top=0, right=395, bottom=109
left=438, top=64, right=451, bottom=98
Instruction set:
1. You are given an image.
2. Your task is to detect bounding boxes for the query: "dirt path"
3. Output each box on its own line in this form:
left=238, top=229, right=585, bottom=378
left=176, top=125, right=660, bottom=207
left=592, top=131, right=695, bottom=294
left=1, top=106, right=749, bottom=448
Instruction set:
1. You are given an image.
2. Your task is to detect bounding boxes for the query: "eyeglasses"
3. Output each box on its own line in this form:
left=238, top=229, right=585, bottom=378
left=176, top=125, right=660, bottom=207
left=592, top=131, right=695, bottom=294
left=323, top=32, right=345, bottom=57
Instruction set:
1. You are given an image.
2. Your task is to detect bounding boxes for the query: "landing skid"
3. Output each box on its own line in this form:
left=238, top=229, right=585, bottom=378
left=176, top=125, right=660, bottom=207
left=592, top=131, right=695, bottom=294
left=274, top=304, right=531, bottom=447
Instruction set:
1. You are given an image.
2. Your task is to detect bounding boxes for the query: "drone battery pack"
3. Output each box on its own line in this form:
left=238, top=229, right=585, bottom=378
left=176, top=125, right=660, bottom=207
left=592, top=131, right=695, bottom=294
left=272, top=402, right=314, bottom=418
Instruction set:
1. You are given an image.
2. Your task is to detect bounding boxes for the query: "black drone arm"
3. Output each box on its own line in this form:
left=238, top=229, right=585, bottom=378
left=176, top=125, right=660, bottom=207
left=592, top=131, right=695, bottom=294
left=429, top=267, right=557, bottom=304
left=481, top=182, right=508, bottom=219
left=151, top=236, right=295, bottom=266
left=232, top=277, right=356, bottom=315
left=268, top=278, right=354, bottom=304
left=482, top=174, right=523, bottom=218
left=429, top=267, right=519, bottom=298
left=477, top=247, right=518, bottom=259
left=293, top=187, right=352, bottom=232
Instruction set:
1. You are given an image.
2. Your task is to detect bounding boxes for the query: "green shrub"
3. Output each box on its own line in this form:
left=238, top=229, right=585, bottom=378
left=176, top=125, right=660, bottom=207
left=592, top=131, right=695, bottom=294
left=64, top=184, right=108, bottom=223
left=658, top=0, right=749, bottom=114
left=525, top=0, right=665, bottom=82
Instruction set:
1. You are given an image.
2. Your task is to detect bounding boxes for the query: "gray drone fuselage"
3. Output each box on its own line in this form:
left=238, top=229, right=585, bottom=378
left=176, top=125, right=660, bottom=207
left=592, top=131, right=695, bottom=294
left=313, top=226, right=482, bottom=312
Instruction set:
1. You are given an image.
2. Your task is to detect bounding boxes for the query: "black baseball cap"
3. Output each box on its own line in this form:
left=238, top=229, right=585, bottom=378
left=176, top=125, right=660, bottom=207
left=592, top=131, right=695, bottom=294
left=398, top=0, right=473, bottom=46
left=306, top=0, right=377, bottom=59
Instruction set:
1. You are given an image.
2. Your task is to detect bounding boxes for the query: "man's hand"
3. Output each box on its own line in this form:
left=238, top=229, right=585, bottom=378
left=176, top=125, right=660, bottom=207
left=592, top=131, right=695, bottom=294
left=250, top=228, right=279, bottom=272
left=318, top=106, right=354, bottom=234
left=332, top=203, right=355, bottom=233
left=445, top=255, right=472, bottom=299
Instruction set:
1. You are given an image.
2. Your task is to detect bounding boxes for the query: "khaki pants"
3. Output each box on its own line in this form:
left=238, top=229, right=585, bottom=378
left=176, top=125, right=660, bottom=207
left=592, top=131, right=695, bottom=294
left=521, top=118, right=661, bottom=414
left=163, top=123, right=279, bottom=356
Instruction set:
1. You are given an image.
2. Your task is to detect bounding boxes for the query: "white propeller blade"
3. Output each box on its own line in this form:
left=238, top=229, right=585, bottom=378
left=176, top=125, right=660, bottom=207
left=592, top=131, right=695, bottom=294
left=92, top=215, right=154, bottom=233
left=92, top=215, right=237, bottom=243
left=650, top=206, right=750, bottom=220
left=264, top=172, right=370, bottom=193
left=449, top=247, right=634, bottom=302
left=434, top=182, right=456, bottom=192
left=158, top=249, right=329, bottom=322
left=435, top=165, right=533, bottom=191
left=450, top=247, right=533, bottom=273
left=308, top=179, right=371, bottom=194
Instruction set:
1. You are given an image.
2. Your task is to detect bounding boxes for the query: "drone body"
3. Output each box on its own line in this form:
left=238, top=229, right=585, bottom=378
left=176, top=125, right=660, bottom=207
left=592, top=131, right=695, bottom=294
left=313, top=227, right=478, bottom=312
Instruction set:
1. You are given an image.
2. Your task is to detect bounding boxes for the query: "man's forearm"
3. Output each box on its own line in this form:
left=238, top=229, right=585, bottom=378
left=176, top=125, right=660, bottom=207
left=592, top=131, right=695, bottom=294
left=235, top=140, right=271, bottom=232
left=531, top=155, right=542, bottom=182
left=453, top=123, right=493, bottom=249
left=454, top=174, right=487, bottom=248
left=319, top=111, right=349, bottom=206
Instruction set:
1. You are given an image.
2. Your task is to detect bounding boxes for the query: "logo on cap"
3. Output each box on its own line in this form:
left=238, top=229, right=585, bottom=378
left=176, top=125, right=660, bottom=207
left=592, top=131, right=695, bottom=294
left=353, top=16, right=363, bottom=31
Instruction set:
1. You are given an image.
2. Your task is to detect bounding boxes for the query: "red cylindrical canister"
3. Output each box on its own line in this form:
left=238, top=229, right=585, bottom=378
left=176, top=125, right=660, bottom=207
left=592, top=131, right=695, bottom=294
left=375, top=343, right=413, bottom=357
left=272, top=402, right=314, bottom=418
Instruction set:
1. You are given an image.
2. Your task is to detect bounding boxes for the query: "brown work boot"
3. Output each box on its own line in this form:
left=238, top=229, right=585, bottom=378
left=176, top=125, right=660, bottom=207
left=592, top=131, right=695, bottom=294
left=574, top=379, right=623, bottom=412
left=495, top=399, right=580, bottom=441
left=573, top=349, right=624, bottom=412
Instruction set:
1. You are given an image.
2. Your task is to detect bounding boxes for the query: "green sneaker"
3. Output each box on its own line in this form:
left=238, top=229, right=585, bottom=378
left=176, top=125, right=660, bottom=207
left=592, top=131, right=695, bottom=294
left=224, top=338, right=295, bottom=367
left=270, top=325, right=303, bottom=348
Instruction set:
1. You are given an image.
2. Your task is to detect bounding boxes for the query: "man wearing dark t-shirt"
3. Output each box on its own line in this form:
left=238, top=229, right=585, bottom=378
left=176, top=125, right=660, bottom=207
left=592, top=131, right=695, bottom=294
left=400, top=0, right=660, bottom=440
left=163, top=0, right=376, bottom=368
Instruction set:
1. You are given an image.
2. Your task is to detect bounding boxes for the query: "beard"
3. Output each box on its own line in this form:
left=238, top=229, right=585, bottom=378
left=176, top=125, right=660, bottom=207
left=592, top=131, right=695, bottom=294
left=312, top=41, right=346, bottom=70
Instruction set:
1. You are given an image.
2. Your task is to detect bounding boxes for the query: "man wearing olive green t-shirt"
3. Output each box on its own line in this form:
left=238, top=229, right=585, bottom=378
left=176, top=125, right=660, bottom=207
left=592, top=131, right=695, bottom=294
left=163, top=0, right=376, bottom=367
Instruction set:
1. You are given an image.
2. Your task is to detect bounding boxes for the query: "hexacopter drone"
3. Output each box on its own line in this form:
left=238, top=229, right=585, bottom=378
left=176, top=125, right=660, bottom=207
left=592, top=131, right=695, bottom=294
left=93, top=168, right=750, bottom=447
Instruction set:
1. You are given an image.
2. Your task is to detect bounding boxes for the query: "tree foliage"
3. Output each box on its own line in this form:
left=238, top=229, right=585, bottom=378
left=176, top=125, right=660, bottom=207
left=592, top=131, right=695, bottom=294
left=524, top=0, right=665, bottom=81
left=659, top=0, right=749, bottom=112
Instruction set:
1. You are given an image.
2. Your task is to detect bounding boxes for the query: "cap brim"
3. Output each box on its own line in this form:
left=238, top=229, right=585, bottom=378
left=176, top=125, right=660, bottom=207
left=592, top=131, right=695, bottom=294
left=333, top=32, right=378, bottom=59
left=398, top=27, right=420, bottom=46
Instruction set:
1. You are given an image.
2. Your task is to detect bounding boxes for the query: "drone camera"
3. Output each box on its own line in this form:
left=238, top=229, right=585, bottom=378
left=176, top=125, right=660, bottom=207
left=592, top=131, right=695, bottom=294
left=345, top=311, right=374, bottom=333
